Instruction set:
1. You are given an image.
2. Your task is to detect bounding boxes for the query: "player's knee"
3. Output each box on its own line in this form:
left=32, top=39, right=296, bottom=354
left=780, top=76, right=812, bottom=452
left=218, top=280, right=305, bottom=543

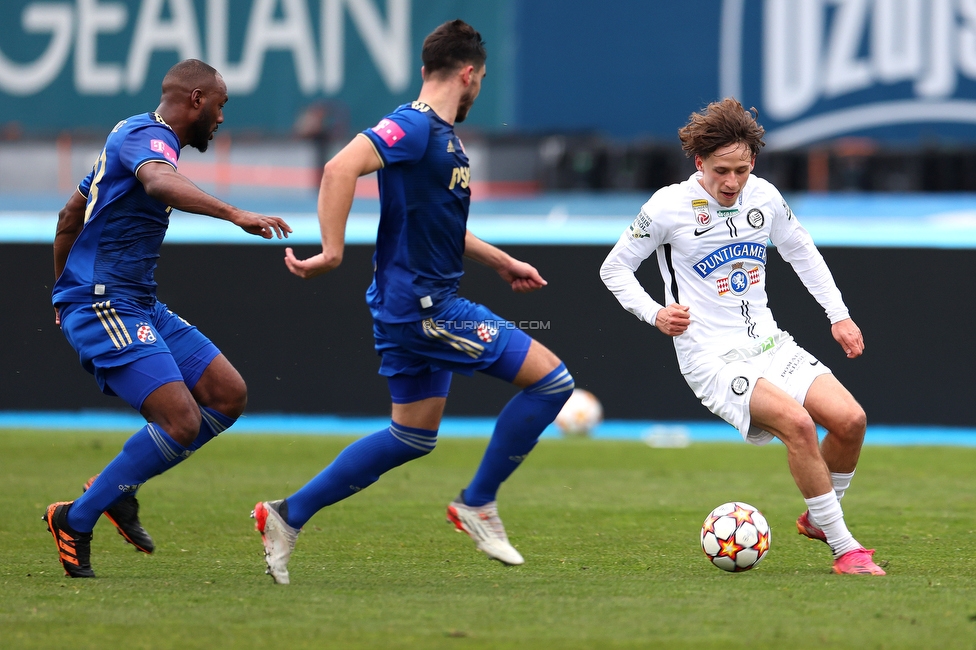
left=836, top=405, right=867, bottom=442
left=206, top=376, right=248, bottom=420
left=554, top=369, right=575, bottom=407
left=222, top=380, right=248, bottom=420
left=388, top=422, right=437, bottom=460
left=782, top=411, right=818, bottom=449
left=527, top=361, right=575, bottom=406
left=161, top=403, right=203, bottom=447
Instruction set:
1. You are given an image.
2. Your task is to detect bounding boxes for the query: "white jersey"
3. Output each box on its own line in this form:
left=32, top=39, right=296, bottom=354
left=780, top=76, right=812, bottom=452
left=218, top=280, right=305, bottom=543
left=601, top=172, right=850, bottom=373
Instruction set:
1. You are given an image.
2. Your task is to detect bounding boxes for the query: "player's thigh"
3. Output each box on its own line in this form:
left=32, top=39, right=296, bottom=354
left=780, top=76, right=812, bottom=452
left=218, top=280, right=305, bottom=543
left=509, top=339, right=562, bottom=388
left=802, top=373, right=866, bottom=434
left=750, top=378, right=818, bottom=449
left=190, top=353, right=247, bottom=416
left=386, top=370, right=451, bottom=430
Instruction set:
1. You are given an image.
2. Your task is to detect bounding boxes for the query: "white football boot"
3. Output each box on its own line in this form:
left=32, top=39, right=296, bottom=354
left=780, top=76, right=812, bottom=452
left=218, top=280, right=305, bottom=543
left=252, top=500, right=300, bottom=584
left=446, top=493, right=524, bottom=565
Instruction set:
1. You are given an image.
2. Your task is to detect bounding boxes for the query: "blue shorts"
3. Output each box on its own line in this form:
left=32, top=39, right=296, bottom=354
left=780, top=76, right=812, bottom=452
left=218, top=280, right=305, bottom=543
left=58, top=298, right=219, bottom=409
left=374, top=298, right=529, bottom=379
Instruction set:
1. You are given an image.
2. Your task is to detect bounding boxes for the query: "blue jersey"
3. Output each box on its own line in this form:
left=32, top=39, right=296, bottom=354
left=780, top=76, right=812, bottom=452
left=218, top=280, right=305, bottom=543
left=53, top=112, right=182, bottom=305
left=360, top=101, right=471, bottom=323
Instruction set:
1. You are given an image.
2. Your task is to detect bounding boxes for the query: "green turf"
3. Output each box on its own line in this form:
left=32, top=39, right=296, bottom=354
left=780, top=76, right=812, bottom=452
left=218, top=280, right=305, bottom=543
left=1, top=430, right=974, bottom=649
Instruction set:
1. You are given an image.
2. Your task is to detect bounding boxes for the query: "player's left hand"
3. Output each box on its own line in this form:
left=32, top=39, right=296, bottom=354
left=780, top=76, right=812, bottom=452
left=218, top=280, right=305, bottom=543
left=499, top=259, right=547, bottom=293
left=831, top=318, right=864, bottom=359
left=234, top=211, right=293, bottom=239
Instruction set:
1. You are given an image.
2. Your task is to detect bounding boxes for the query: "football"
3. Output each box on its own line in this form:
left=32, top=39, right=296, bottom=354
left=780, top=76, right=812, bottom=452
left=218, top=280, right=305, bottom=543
left=700, top=502, right=771, bottom=572
left=554, top=388, right=603, bottom=437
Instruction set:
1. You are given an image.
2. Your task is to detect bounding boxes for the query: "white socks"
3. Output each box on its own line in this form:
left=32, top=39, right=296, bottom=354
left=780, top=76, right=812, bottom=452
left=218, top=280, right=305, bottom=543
left=809, top=469, right=856, bottom=523
left=804, top=491, right=861, bottom=558
left=831, top=470, right=855, bottom=501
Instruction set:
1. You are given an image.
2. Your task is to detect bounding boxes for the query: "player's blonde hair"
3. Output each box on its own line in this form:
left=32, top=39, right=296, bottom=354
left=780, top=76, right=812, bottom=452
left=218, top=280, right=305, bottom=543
left=678, top=98, right=766, bottom=159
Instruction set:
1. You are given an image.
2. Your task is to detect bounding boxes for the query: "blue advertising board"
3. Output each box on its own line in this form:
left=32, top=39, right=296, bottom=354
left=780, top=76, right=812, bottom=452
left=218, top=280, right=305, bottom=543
left=514, top=0, right=976, bottom=147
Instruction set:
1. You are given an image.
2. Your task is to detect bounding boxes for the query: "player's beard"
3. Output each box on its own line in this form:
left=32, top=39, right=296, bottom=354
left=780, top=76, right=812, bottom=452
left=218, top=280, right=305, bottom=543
left=455, top=91, right=476, bottom=123
left=189, top=111, right=215, bottom=152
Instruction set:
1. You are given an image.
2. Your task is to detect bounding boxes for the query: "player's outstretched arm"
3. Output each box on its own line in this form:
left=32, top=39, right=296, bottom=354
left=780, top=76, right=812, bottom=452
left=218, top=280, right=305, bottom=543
left=285, top=135, right=383, bottom=279
left=463, top=230, right=547, bottom=293
left=831, top=318, right=864, bottom=359
left=136, top=162, right=291, bottom=239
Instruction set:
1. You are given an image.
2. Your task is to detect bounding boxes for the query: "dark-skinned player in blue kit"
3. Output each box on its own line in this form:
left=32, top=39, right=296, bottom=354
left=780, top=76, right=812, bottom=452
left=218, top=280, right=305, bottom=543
left=45, top=59, right=291, bottom=578
left=252, top=20, right=574, bottom=584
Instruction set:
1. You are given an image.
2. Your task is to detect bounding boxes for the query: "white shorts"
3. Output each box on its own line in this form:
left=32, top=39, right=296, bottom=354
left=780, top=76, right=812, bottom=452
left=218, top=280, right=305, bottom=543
left=683, top=334, right=831, bottom=446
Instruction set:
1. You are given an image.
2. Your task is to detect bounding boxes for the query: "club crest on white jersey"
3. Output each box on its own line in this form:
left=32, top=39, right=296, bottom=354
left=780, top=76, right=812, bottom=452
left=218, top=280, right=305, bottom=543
left=692, top=199, right=710, bottom=226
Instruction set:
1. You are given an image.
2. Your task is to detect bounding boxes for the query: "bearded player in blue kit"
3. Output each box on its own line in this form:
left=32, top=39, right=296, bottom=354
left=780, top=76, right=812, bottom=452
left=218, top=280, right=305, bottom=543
left=44, top=59, right=291, bottom=578
left=252, top=20, right=574, bottom=584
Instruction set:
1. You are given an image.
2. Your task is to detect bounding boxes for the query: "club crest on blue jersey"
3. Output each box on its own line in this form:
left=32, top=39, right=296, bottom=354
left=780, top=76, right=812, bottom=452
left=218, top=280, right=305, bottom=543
left=476, top=322, right=498, bottom=343
left=694, top=242, right=767, bottom=278
left=135, top=323, right=157, bottom=344
left=717, top=262, right=761, bottom=296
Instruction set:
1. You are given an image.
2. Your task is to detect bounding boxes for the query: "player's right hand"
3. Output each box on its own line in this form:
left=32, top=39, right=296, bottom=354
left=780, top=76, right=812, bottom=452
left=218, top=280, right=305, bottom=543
left=284, top=247, right=339, bottom=279
left=234, top=211, right=292, bottom=239
left=655, top=303, right=690, bottom=337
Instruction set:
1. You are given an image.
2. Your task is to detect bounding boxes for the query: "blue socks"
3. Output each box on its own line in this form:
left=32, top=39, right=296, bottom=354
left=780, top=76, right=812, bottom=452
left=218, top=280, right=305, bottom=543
left=283, top=422, right=437, bottom=529
left=67, top=406, right=236, bottom=533
left=67, top=423, right=189, bottom=532
left=188, top=406, right=234, bottom=452
left=463, top=363, right=574, bottom=507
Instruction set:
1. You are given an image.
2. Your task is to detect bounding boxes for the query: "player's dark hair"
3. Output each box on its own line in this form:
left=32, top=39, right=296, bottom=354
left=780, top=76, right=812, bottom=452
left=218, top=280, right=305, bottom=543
left=422, top=19, right=486, bottom=76
left=678, top=97, right=766, bottom=159
left=162, top=58, right=220, bottom=93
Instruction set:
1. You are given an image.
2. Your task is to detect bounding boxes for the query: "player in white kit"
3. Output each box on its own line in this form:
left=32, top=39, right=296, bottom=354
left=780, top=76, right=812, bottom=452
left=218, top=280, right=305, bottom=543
left=600, top=98, right=885, bottom=575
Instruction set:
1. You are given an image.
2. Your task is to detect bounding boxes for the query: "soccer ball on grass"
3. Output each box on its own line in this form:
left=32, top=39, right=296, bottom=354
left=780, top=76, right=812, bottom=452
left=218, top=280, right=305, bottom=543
left=554, top=388, right=603, bottom=437
left=700, top=501, right=771, bottom=572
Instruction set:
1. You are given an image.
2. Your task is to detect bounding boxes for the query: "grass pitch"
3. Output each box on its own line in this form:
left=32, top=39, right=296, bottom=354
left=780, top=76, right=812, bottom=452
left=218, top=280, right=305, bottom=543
left=1, top=430, right=974, bottom=649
